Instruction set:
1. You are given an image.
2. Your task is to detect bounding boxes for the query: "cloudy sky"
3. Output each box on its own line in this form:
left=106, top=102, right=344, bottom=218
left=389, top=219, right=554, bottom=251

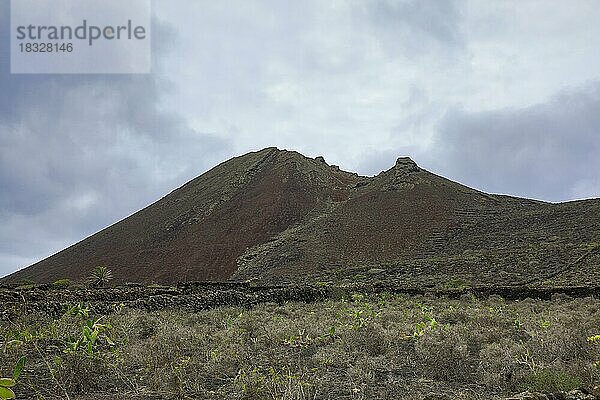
left=2, top=0, right=600, bottom=277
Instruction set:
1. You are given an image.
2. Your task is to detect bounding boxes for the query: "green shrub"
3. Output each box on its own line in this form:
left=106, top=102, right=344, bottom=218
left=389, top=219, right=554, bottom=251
left=523, top=369, right=582, bottom=392
left=415, top=329, right=471, bottom=382
left=444, top=278, right=469, bottom=290
left=14, top=282, right=36, bottom=290
left=52, top=279, right=72, bottom=288
left=0, top=356, right=26, bottom=400
left=589, top=335, right=600, bottom=368
left=87, top=266, right=113, bottom=288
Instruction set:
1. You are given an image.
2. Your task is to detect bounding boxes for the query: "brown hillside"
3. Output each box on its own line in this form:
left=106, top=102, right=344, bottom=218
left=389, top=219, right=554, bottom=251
left=3, top=148, right=600, bottom=287
left=4, top=148, right=358, bottom=284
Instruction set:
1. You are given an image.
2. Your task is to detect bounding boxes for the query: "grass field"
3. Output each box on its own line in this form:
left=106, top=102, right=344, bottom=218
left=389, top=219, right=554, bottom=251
left=1, top=292, right=599, bottom=399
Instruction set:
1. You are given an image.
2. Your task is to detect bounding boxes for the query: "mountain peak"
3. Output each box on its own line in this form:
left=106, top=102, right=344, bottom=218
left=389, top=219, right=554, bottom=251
left=394, top=156, right=420, bottom=173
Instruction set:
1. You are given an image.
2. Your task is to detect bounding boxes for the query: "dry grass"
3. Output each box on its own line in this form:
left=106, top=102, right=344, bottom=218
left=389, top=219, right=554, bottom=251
left=1, top=293, right=599, bottom=399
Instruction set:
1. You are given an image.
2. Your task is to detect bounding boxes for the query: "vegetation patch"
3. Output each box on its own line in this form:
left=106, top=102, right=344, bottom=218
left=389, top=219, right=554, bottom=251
left=1, top=293, right=599, bottom=399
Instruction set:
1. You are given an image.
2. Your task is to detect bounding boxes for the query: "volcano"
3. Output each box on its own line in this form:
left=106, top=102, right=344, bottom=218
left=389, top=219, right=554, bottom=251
left=4, top=147, right=600, bottom=288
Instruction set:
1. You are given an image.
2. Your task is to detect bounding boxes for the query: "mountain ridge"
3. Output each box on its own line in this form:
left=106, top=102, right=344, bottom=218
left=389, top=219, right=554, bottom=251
left=3, top=147, right=599, bottom=288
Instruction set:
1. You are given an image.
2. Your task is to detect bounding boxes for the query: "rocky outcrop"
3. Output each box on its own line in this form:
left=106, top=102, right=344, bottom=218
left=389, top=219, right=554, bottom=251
left=1, top=282, right=598, bottom=319
left=506, top=389, right=599, bottom=400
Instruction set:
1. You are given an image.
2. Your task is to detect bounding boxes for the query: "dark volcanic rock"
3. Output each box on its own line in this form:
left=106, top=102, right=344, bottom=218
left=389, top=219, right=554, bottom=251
left=0, top=283, right=597, bottom=320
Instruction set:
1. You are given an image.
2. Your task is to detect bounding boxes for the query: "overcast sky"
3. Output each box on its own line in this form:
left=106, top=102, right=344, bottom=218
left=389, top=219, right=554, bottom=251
left=2, top=0, right=600, bottom=277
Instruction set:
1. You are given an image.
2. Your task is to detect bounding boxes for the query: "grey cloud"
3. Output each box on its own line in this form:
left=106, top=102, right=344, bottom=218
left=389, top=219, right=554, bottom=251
left=356, top=147, right=411, bottom=176
left=0, top=2, right=231, bottom=276
left=424, top=83, right=600, bottom=202
left=356, top=0, right=465, bottom=56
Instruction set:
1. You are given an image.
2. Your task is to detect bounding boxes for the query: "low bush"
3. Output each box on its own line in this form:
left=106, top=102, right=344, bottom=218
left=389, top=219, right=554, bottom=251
left=52, top=279, right=72, bottom=288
